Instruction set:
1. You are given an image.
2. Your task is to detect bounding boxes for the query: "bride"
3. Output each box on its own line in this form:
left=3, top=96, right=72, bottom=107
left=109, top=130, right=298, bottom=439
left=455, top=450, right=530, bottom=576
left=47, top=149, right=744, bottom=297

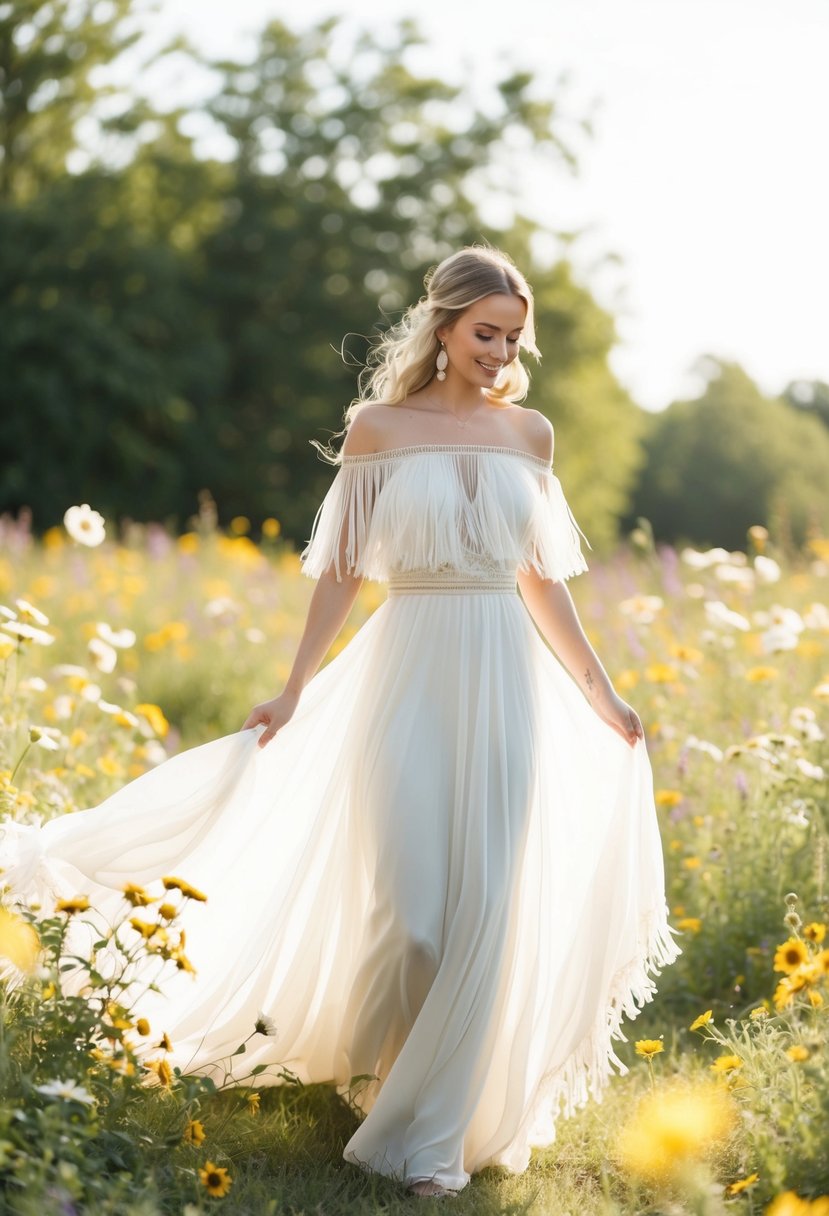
left=3, top=245, right=679, bottom=1199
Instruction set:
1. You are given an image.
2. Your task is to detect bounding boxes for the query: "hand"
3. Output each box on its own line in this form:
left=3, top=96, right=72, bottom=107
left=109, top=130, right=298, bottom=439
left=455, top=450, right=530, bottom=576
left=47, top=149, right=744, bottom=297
left=591, top=689, right=644, bottom=748
left=241, top=690, right=299, bottom=748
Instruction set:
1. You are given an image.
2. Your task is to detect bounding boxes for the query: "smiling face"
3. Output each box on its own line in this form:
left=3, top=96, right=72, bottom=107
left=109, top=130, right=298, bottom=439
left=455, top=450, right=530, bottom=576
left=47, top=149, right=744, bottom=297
left=436, top=292, right=527, bottom=393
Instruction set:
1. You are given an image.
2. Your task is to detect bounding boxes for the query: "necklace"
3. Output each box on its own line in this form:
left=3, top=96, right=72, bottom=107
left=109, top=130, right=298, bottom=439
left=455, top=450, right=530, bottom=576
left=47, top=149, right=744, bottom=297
left=421, top=392, right=487, bottom=429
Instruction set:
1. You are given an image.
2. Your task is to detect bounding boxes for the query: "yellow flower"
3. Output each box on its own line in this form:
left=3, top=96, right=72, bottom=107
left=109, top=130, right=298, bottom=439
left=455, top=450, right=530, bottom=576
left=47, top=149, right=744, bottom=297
left=750, top=1005, right=770, bottom=1020
left=745, top=665, right=779, bottom=682
left=807, top=989, right=824, bottom=1009
left=655, top=789, right=683, bottom=808
left=773, top=938, right=810, bottom=974
left=645, top=663, right=679, bottom=684
left=261, top=517, right=281, bottom=539
left=803, top=922, right=826, bottom=944
left=0, top=907, right=41, bottom=972
left=614, top=1081, right=735, bottom=1181
left=183, top=1118, right=206, bottom=1146
left=689, top=1010, right=713, bottom=1031
left=774, top=979, right=796, bottom=1011
left=171, top=946, right=196, bottom=974
left=710, top=1054, right=742, bottom=1073
left=669, top=643, right=704, bottom=664
left=677, top=917, right=702, bottom=933
left=682, top=856, right=702, bottom=870
left=246, top=1091, right=261, bottom=1115
left=145, top=1057, right=173, bottom=1087
left=96, top=754, right=123, bottom=777
left=136, top=1018, right=151, bottom=1036
left=129, top=917, right=157, bottom=939
left=177, top=532, right=200, bottom=554
left=635, top=1039, right=664, bottom=1058
left=157, top=1032, right=173, bottom=1052
left=134, top=703, right=169, bottom=739
left=230, top=515, right=250, bottom=535
left=786, top=1044, right=810, bottom=1062
left=725, top=1172, right=760, bottom=1196
left=105, top=1002, right=133, bottom=1031
left=122, top=883, right=152, bottom=907
left=55, top=896, right=90, bottom=915
left=161, top=876, right=207, bottom=902
left=157, top=902, right=177, bottom=920
left=199, top=1162, right=232, bottom=1198
left=766, top=1192, right=813, bottom=1216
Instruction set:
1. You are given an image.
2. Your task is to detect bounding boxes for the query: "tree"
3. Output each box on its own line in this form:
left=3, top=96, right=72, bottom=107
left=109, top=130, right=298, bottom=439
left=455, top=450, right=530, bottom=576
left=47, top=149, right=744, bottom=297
left=519, top=251, right=644, bottom=550
left=783, top=377, right=829, bottom=431
left=0, top=0, right=142, bottom=202
left=0, top=169, right=222, bottom=526
left=1, top=10, right=646, bottom=546
left=629, top=359, right=829, bottom=549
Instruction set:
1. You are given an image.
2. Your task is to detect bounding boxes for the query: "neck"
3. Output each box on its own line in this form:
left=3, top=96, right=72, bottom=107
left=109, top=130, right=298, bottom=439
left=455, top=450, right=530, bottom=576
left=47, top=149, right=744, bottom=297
left=427, top=374, right=491, bottom=412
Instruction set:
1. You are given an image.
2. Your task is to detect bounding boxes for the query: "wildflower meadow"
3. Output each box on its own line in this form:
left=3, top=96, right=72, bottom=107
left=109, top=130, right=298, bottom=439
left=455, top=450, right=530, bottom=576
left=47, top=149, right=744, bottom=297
left=1, top=506, right=827, bottom=1216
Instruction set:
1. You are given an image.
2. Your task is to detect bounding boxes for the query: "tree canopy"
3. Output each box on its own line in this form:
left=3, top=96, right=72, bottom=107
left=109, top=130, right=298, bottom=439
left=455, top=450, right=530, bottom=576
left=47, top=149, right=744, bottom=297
left=629, top=360, right=829, bottom=549
left=1, top=8, right=646, bottom=548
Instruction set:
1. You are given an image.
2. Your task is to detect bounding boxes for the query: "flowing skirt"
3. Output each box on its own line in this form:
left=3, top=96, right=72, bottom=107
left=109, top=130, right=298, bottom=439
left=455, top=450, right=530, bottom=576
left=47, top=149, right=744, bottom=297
left=0, top=587, right=680, bottom=1192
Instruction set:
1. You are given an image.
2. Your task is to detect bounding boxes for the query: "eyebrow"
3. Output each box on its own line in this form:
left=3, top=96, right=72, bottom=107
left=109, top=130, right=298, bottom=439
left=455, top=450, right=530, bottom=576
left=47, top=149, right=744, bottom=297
left=472, top=321, right=524, bottom=333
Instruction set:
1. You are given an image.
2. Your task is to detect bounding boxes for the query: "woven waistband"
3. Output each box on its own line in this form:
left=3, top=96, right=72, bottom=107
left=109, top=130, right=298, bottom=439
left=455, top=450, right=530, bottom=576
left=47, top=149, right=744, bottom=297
left=387, top=571, right=517, bottom=596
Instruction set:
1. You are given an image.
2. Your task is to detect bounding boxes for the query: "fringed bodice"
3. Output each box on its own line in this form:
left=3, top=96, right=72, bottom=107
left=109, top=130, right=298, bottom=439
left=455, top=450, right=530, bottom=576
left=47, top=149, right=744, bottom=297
left=299, top=444, right=588, bottom=586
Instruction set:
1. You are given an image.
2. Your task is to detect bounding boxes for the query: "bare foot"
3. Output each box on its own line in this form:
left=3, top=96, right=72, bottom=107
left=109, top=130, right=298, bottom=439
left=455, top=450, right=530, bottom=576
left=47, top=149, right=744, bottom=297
left=407, top=1179, right=451, bottom=1198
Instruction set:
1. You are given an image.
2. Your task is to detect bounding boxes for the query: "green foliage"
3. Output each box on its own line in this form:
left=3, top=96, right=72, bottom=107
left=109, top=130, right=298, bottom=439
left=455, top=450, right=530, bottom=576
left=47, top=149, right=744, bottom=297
left=0, top=0, right=141, bottom=202
left=523, top=255, right=645, bottom=550
left=630, top=359, right=829, bottom=548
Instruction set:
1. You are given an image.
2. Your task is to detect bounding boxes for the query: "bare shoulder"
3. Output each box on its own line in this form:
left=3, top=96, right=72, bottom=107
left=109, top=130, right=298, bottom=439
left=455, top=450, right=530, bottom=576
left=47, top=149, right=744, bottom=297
left=341, top=404, right=392, bottom=456
left=510, top=405, right=554, bottom=464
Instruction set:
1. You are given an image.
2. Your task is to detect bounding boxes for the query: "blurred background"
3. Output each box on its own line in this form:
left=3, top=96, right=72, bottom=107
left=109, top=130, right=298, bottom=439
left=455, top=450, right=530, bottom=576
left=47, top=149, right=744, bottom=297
left=2, top=0, right=828, bottom=552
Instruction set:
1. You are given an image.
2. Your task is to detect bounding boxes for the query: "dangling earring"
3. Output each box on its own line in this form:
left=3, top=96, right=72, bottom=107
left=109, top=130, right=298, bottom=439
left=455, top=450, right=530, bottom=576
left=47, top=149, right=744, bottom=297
left=436, top=341, right=448, bottom=382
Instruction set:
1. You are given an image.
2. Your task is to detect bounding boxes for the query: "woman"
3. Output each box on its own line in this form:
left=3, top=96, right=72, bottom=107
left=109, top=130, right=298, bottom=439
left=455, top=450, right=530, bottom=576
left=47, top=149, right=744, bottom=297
left=2, top=245, right=679, bottom=1199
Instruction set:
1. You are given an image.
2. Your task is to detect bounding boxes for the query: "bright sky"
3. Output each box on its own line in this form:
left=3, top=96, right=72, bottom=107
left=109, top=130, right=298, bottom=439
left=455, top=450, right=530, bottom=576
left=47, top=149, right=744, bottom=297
left=132, top=0, right=829, bottom=412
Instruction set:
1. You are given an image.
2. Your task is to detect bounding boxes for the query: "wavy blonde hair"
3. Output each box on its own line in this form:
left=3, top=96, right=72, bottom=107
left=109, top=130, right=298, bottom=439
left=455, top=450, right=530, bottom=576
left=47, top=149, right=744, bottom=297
left=313, top=244, right=540, bottom=463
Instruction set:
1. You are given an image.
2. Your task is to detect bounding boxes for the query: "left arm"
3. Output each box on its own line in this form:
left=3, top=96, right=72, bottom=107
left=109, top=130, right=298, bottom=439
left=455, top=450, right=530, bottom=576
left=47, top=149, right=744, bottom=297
left=516, top=407, right=644, bottom=748
left=516, top=567, right=644, bottom=747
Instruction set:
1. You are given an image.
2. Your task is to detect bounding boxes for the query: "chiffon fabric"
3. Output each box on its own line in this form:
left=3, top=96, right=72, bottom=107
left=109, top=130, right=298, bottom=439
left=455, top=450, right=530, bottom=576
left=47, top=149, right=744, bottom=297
left=1, top=444, right=680, bottom=1193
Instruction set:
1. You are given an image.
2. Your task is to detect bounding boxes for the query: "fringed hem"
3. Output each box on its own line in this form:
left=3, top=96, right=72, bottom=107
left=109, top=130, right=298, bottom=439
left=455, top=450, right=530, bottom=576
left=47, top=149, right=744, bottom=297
left=482, top=905, right=683, bottom=1175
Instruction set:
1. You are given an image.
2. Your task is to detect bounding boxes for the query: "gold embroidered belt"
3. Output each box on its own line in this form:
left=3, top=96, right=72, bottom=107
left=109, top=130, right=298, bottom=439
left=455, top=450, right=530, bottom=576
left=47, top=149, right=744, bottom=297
left=387, top=570, right=517, bottom=596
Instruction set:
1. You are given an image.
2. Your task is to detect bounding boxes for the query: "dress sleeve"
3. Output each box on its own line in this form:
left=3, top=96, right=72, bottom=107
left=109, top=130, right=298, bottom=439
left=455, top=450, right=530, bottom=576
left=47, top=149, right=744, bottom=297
left=299, top=455, right=388, bottom=582
left=521, top=466, right=590, bottom=583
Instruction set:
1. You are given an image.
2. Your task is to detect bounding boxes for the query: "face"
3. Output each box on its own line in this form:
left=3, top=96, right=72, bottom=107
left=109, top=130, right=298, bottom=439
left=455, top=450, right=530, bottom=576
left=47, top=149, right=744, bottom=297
left=436, top=292, right=527, bottom=390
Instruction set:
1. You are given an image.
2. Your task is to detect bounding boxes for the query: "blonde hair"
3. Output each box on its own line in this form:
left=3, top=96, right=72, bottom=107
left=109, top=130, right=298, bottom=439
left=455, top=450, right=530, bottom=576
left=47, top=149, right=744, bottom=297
left=313, top=245, right=541, bottom=463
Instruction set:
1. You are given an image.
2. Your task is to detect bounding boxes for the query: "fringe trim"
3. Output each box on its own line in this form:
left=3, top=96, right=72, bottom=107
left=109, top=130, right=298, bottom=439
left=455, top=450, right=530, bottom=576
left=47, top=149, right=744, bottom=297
left=487, top=905, right=683, bottom=1173
left=299, top=451, right=589, bottom=587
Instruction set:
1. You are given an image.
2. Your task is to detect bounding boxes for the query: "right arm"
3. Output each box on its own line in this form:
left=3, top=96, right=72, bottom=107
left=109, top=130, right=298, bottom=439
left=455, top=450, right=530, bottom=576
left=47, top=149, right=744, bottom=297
left=242, top=408, right=381, bottom=748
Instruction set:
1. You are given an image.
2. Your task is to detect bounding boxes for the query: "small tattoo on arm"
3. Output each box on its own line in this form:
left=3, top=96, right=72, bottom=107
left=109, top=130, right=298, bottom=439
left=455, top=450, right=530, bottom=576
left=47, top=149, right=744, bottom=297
left=585, top=668, right=596, bottom=693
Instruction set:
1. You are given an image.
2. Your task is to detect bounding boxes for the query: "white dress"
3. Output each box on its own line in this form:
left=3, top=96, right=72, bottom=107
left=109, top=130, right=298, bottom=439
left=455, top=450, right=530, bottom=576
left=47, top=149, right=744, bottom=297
left=1, top=444, right=680, bottom=1193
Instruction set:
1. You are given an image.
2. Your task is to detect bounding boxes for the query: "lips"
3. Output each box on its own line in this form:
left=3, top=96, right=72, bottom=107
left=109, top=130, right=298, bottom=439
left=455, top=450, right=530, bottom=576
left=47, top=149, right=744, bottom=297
left=476, top=361, right=502, bottom=374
